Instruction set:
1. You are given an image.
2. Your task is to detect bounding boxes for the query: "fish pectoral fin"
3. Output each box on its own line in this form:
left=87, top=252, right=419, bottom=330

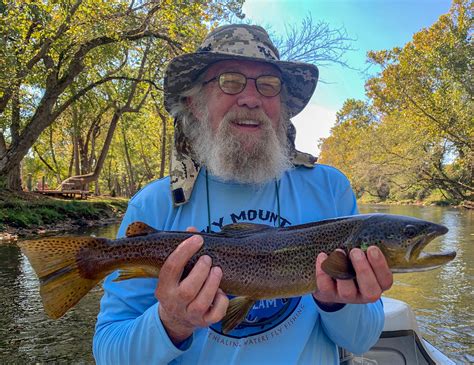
left=125, top=222, right=159, bottom=237
left=113, top=266, right=161, bottom=281
left=221, top=297, right=255, bottom=334
left=321, top=250, right=356, bottom=280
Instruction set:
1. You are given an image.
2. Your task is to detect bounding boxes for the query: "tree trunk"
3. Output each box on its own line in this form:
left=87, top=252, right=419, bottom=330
left=4, top=81, right=22, bottom=190
left=60, top=108, right=122, bottom=189
left=48, top=127, right=62, bottom=184
left=158, top=110, right=167, bottom=178
left=5, top=162, right=22, bottom=190
left=53, top=45, right=151, bottom=191
left=121, top=124, right=136, bottom=195
left=72, top=121, right=81, bottom=176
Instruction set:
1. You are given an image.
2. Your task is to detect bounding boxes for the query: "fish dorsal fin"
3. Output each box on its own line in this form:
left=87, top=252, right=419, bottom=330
left=279, top=216, right=355, bottom=232
left=125, top=222, right=159, bottom=237
left=219, top=223, right=273, bottom=237
left=321, top=250, right=356, bottom=280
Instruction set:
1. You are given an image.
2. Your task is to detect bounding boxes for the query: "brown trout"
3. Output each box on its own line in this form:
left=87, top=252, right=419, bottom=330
left=18, top=213, right=455, bottom=333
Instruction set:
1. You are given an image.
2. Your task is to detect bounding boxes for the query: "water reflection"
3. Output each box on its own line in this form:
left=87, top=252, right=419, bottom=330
left=0, top=206, right=472, bottom=363
left=0, top=225, right=119, bottom=364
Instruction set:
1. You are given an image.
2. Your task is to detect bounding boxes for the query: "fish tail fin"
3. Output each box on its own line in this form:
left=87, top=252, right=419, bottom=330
left=18, top=236, right=108, bottom=319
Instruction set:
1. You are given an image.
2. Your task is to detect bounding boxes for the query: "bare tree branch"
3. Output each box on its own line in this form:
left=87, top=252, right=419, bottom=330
left=33, top=146, right=58, bottom=175
left=275, top=13, right=356, bottom=68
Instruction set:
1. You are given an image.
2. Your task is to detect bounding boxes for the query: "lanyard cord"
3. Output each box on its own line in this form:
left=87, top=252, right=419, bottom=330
left=205, top=170, right=282, bottom=231
left=275, top=179, right=281, bottom=227
left=206, top=169, right=211, bottom=233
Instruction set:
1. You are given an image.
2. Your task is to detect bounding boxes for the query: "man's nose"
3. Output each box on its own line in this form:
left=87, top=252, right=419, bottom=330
left=236, top=80, right=262, bottom=109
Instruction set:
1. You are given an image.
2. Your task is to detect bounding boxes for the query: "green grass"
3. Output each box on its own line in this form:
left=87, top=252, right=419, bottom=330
left=0, top=192, right=128, bottom=231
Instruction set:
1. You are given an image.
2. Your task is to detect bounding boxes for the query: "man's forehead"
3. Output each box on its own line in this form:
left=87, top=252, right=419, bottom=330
left=203, top=60, right=281, bottom=78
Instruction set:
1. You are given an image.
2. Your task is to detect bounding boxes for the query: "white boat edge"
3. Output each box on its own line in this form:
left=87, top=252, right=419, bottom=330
left=340, top=296, right=456, bottom=365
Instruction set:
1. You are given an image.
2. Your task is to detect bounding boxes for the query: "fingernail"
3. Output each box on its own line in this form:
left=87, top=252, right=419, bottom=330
left=351, top=249, right=364, bottom=261
left=318, top=252, right=327, bottom=260
left=369, top=247, right=380, bottom=259
left=190, top=235, right=203, bottom=245
left=212, top=266, right=222, bottom=278
left=201, top=255, right=211, bottom=265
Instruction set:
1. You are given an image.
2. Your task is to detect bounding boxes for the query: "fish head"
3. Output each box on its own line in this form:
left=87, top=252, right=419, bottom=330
left=353, top=214, right=455, bottom=272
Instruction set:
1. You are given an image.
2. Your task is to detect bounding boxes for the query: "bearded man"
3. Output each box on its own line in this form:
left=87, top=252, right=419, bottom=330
left=93, top=24, right=393, bottom=364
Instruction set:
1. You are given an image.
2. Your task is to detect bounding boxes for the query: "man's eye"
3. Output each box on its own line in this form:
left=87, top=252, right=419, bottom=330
left=223, top=80, right=243, bottom=86
left=259, top=83, right=277, bottom=92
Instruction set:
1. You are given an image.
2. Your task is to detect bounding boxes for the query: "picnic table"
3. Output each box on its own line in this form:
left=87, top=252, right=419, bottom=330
left=36, top=189, right=90, bottom=199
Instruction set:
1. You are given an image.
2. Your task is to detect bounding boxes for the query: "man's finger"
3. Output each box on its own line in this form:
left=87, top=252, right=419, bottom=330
left=336, top=277, right=358, bottom=302
left=314, top=252, right=337, bottom=298
left=204, top=288, right=229, bottom=325
left=179, top=255, right=212, bottom=303
left=367, top=246, right=393, bottom=291
left=350, top=249, right=382, bottom=303
left=187, top=266, right=223, bottom=317
left=159, top=235, right=204, bottom=286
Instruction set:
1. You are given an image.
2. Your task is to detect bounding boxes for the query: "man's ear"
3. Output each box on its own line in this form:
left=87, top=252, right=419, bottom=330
left=184, top=96, right=195, bottom=114
left=186, top=95, right=203, bottom=120
left=185, top=96, right=192, bottom=108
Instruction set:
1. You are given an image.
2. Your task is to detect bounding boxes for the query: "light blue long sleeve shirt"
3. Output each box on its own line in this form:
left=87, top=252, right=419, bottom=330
left=93, top=165, right=384, bottom=364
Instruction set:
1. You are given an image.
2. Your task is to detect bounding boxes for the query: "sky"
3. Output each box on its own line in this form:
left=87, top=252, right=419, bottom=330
left=241, top=0, right=453, bottom=154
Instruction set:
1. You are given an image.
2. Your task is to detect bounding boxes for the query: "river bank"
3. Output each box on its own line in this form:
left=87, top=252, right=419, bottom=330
left=358, top=194, right=472, bottom=209
left=0, top=191, right=128, bottom=241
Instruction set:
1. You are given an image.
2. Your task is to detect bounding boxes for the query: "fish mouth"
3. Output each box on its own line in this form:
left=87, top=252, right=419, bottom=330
left=400, top=225, right=455, bottom=272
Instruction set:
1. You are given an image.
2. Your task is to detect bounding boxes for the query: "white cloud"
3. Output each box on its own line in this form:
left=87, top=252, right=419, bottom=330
left=291, top=103, right=337, bottom=155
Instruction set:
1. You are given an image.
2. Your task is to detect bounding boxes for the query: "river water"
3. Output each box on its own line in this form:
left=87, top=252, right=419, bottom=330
left=0, top=205, right=472, bottom=364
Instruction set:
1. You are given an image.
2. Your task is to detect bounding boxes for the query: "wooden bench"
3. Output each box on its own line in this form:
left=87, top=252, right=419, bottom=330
left=36, top=189, right=90, bottom=200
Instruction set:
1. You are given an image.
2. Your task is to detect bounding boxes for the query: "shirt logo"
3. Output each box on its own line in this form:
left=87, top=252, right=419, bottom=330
left=210, top=297, right=301, bottom=338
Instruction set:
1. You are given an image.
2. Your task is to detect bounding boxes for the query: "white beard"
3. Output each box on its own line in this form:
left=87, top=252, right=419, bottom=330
left=183, top=106, right=292, bottom=185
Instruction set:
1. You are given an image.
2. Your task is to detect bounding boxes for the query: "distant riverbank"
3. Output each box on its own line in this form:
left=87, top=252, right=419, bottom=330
left=357, top=194, right=472, bottom=209
left=0, top=191, right=128, bottom=241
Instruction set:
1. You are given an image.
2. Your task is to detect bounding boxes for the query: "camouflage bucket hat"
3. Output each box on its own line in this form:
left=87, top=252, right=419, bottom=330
left=164, top=24, right=319, bottom=118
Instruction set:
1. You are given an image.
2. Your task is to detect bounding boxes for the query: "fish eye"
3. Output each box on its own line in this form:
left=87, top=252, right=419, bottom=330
left=403, top=225, right=418, bottom=238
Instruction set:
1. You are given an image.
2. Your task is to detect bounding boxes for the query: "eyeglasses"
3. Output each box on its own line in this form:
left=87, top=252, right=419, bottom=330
left=202, top=72, right=282, bottom=97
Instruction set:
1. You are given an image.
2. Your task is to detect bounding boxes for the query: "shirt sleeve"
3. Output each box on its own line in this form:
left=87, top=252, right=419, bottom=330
left=93, top=202, right=191, bottom=365
left=335, top=171, right=359, bottom=217
left=317, top=300, right=385, bottom=354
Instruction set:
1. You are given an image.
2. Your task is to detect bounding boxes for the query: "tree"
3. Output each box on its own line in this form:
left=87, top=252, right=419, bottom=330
left=268, top=13, right=355, bottom=69
left=319, top=99, right=379, bottom=197
left=365, top=0, right=472, bottom=201
left=321, top=0, right=473, bottom=203
left=0, top=0, right=244, bottom=190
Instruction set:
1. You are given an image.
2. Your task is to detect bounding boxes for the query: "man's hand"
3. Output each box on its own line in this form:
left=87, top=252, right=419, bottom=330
left=155, top=227, right=229, bottom=345
left=313, top=246, right=393, bottom=306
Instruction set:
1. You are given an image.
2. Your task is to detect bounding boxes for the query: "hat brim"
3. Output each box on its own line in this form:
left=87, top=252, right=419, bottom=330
left=164, top=52, right=319, bottom=118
